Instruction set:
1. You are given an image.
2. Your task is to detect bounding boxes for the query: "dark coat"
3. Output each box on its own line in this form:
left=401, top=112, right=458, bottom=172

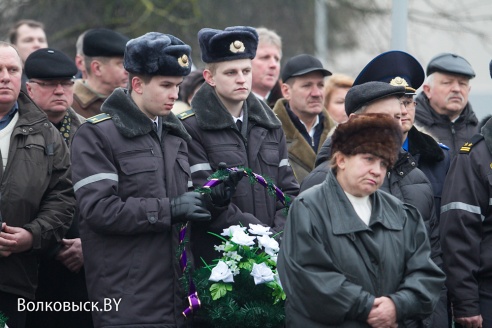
left=180, top=83, right=299, bottom=265
left=27, top=109, right=92, bottom=328
left=278, top=171, right=445, bottom=327
left=406, top=126, right=450, bottom=219
left=0, top=92, right=75, bottom=300
left=415, top=92, right=479, bottom=158
left=72, top=79, right=106, bottom=119
left=71, top=88, right=193, bottom=328
left=273, top=98, right=335, bottom=183
left=440, top=116, right=492, bottom=319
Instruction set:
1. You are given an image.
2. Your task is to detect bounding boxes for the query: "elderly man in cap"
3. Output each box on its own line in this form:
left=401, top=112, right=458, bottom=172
left=0, top=42, right=74, bottom=328
left=23, top=48, right=92, bottom=328
left=415, top=53, right=479, bottom=158
left=71, top=32, right=236, bottom=327
left=178, top=26, right=299, bottom=266
left=272, top=54, right=335, bottom=183
left=72, top=28, right=129, bottom=118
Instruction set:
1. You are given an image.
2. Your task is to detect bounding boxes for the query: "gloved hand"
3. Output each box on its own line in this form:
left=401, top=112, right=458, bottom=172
left=209, top=162, right=243, bottom=208
left=170, top=192, right=211, bottom=224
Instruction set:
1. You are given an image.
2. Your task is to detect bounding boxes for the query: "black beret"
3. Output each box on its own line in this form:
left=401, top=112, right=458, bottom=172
left=25, top=48, right=77, bottom=80
left=281, top=54, right=332, bottom=82
left=426, top=53, right=475, bottom=79
left=331, top=113, right=403, bottom=168
left=354, top=50, right=424, bottom=95
left=345, top=81, right=406, bottom=116
left=83, top=28, right=129, bottom=57
left=198, top=26, right=258, bottom=63
left=124, top=32, right=192, bottom=77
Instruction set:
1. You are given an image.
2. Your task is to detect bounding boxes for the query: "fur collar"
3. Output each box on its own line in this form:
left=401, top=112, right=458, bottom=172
left=102, top=88, right=191, bottom=142
left=73, top=79, right=106, bottom=108
left=190, top=83, right=281, bottom=130
left=407, top=126, right=444, bottom=162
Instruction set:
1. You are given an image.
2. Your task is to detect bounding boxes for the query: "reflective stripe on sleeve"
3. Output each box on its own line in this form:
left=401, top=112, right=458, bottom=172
left=279, top=159, right=290, bottom=167
left=441, top=201, right=485, bottom=221
left=73, top=173, right=119, bottom=192
left=190, top=163, right=212, bottom=174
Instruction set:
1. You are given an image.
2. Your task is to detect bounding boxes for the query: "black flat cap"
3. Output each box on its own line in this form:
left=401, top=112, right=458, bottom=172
left=354, top=50, right=424, bottom=95
left=83, top=28, right=129, bottom=57
left=281, top=54, right=332, bottom=82
left=426, top=53, right=475, bottom=79
left=345, top=81, right=406, bottom=116
left=198, top=26, right=258, bottom=63
left=124, top=32, right=192, bottom=77
left=25, top=48, right=77, bottom=80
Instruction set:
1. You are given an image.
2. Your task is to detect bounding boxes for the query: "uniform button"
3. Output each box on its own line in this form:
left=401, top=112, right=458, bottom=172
left=411, top=162, right=416, bottom=166
left=399, top=171, right=404, bottom=176
left=148, top=215, right=157, bottom=224
left=28, top=128, right=33, bottom=131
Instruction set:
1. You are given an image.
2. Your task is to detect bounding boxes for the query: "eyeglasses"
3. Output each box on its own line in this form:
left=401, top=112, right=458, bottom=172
left=29, top=80, right=75, bottom=90
left=400, top=99, right=417, bottom=109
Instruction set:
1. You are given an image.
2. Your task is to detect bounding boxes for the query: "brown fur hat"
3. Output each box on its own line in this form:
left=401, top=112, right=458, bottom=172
left=331, top=113, right=402, bottom=167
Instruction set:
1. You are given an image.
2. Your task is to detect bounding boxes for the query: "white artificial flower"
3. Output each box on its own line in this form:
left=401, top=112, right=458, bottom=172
left=225, top=251, right=243, bottom=262
left=231, top=230, right=256, bottom=246
left=221, top=225, right=247, bottom=237
left=214, top=244, right=225, bottom=252
left=250, top=262, right=275, bottom=285
left=248, top=223, right=273, bottom=236
left=209, top=261, right=234, bottom=283
left=270, top=255, right=278, bottom=264
left=257, top=235, right=279, bottom=253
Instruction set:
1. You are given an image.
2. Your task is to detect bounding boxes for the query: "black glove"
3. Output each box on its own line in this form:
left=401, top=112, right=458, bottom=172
left=209, top=162, right=243, bottom=208
left=170, top=192, right=211, bottom=224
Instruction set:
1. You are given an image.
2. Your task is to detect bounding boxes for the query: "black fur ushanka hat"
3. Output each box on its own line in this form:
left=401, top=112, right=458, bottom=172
left=124, top=32, right=192, bottom=77
left=331, top=113, right=403, bottom=168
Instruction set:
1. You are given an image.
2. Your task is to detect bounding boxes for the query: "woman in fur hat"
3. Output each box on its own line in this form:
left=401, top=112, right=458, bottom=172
left=277, top=113, right=445, bottom=328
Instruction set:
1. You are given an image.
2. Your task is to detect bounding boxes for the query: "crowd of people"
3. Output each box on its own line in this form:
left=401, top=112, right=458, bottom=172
left=0, top=19, right=490, bottom=328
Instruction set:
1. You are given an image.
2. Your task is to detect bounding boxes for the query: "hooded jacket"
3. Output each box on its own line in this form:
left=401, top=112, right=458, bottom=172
left=278, top=171, right=445, bottom=327
left=440, top=116, right=492, bottom=319
left=273, top=98, right=335, bottom=183
left=180, top=83, right=299, bottom=265
left=415, top=92, right=479, bottom=158
left=0, top=92, right=75, bottom=300
left=71, top=88, right=194, bottom=328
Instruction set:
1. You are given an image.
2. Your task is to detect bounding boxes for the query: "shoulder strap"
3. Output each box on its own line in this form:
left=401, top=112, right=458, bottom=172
left=176, top=109, right=195, bottom=120
left=459, top=134, right=484, bottom=154
left=86, top=113, right=112, bottom=124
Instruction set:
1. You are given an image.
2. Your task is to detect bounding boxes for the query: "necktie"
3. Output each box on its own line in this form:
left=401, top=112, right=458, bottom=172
left=236, top=120, right=242, bottom=131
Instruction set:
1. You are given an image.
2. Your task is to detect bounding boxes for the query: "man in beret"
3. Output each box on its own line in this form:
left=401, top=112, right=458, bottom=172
left=72, top=28, right=129, bottom=118
left=0, top=42, right=74, bottom=328
left=415, top=53, right=479, bottom=158
left=272, top=54, right=335, bottom=183
left=23, top=48, right=92, bottom=328
left=70, top=32, right=237, bottom=327
left=178, top=26, right=299, bottom=266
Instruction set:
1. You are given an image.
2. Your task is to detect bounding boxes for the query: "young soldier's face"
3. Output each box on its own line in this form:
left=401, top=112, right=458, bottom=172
left=207, top=59, right=252, bottom=104
left=138, top=75, right=183, bottom=119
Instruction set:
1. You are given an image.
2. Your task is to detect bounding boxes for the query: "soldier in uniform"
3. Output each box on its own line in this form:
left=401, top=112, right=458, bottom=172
left=440, top=64, right=492, bottom=328
left=23, top=48, right=91, bottom=328
left=178, top=26, right=299, bottom=265
left=72, top=28, right=129, bottom=118
left=70, top=32, right=234, bottom=327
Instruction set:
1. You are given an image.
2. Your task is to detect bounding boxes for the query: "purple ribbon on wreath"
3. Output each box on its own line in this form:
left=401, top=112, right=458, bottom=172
left=180, top=166, right=292, bottom=317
